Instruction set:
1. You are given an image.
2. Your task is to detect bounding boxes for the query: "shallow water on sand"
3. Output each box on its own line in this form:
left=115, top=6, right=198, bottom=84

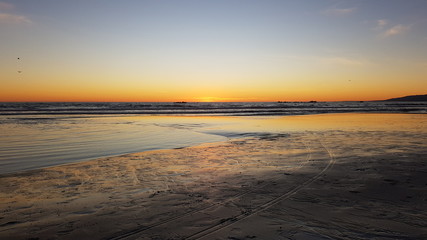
left=0, top=113, right=426, bottom=174
left=0, top=115, right=230, bottom=174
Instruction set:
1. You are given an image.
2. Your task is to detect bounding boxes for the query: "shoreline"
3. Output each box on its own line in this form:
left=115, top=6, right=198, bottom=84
left=1, top=112, right=426, bottom=176
left=1, top=110, right=426, bottom=117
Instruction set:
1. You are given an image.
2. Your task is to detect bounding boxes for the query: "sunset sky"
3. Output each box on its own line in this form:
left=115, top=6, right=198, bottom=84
left=1, top=0, right=426, bottom=102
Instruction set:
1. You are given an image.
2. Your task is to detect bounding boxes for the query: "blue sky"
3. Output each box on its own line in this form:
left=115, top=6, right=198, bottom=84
left=1, top=0, right=426, bottom=101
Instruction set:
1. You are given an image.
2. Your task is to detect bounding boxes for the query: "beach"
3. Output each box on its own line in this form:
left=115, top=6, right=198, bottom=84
left=3, top=0, right=427, bottom=238
left=1, top=113, right=426, bottom=239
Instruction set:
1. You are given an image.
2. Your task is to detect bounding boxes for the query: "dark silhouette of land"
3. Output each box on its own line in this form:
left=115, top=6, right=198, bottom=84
left=384, top=94, right=427, bottom=102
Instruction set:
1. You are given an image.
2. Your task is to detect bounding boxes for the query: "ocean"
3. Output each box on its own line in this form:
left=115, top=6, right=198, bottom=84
left=1, top=101, right=426, bottom=174
left=1, top=101, right=426, bottom=115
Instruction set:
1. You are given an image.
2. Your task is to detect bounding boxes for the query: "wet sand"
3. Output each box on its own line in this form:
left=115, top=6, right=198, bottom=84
left=1, top=114, right=426, bottom=239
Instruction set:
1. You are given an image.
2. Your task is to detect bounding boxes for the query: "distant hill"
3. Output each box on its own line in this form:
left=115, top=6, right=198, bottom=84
left=384, top=94, right=427, bottom=102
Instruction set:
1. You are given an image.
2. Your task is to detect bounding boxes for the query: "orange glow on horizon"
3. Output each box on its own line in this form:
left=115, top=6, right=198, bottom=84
left=0, top=92, right=420, bottom=102
left=0, top=74, right=424, bottom=102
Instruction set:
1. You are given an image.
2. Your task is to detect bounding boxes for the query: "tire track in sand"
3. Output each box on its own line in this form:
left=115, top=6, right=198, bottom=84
left=186, top=141, right=335, bottom=240
left=108, top=138, right=317, bottom=240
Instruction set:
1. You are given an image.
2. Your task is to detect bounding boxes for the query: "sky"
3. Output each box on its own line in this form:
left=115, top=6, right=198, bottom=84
left=0, top=0, right=426, bottom=102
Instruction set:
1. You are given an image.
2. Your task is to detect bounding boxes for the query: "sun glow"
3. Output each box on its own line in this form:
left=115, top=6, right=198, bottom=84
left=196, top=97, right=227, bottom=102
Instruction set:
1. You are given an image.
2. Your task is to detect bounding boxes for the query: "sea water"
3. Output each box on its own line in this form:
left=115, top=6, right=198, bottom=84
left=0, top=115, right=233, bottom=174
left=1, top=101, right=426, bottom=115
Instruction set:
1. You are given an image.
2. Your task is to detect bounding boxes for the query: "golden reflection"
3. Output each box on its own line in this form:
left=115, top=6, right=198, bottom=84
left=265, top=113, right=427, bottom=132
